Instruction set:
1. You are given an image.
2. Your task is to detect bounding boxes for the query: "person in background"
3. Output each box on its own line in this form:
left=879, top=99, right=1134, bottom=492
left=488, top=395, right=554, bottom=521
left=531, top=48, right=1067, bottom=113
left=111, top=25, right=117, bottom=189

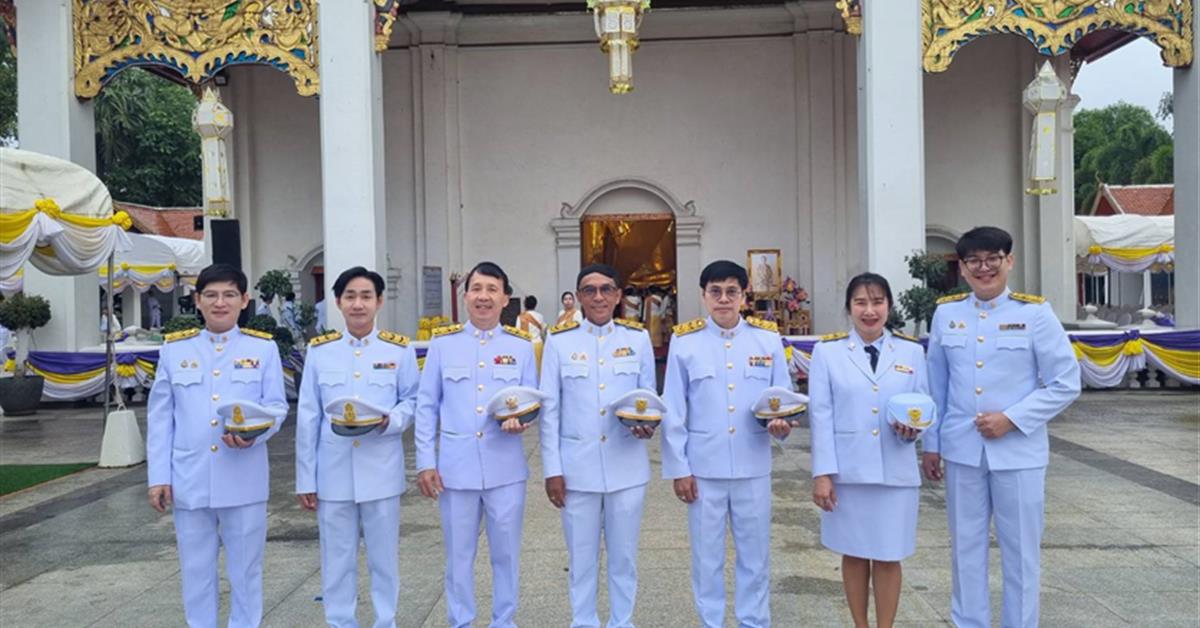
left=808, top=272, right=928, bottom=628
left=255, top=294, right=274, bottom=321
left=149, top=296, right=163, bottom=329
left=557, top=291, right=583, bottom=327
left=518, top=295, right=547, bottom=372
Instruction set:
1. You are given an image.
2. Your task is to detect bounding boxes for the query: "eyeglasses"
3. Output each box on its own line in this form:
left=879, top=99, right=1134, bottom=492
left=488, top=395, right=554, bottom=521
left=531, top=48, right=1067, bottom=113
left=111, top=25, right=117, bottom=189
left=199, top=290, right=242, bottom=303
left=962, top=254, right=1006, bottom=271
left=578, top=285, right=620, bottom=298
left=705, top=287, right=744, bottom=301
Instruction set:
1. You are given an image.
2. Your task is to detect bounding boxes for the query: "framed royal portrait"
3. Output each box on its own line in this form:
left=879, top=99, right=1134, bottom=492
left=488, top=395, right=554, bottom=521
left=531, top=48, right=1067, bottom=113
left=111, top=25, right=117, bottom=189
left=747, top=249, right=782, bottom=296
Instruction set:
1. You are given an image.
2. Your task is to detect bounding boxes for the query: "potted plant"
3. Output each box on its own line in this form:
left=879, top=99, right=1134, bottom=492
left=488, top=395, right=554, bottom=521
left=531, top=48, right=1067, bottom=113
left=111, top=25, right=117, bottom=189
left=254, top=269, right=293, bottom=320
left=897, top=250, right=968, bottom=334
left=0, top=294, right=53, bottom=415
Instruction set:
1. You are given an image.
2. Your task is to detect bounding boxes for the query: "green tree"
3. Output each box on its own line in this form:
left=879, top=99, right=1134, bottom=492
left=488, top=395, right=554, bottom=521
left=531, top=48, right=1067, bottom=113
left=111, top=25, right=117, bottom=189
left=95, top=68, right=202, bottom=207
left=896, top=251, right=967, bottom=334
left=0, top=34, right=16, bottom=143
left=1074, top=103, right=1172, bottom=213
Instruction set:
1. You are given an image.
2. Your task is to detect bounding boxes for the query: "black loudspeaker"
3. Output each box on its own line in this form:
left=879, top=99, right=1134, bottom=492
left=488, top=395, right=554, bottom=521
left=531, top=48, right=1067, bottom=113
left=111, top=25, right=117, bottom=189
left=210, top=219, right=242, bottom=269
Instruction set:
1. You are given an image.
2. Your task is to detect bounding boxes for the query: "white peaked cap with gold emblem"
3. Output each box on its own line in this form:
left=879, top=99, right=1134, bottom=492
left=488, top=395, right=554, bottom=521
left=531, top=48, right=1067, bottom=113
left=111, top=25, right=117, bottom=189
left=216, top=400, right=277, bottom=439
left=324, top=396, right=389, bottom=437
left=886, top=392, right=937, bottom=431
left=608, top=388, right=667, bottom=428
left=752, top=386, right=809, bottom=426
left=487, top=386, right=548, bottom=424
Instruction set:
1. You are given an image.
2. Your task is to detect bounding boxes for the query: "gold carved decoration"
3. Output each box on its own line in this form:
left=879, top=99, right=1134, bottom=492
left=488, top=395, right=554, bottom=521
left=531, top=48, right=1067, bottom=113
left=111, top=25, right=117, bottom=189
left=837, top=0, right=862, bottom=35
left=374, top=0, right=401, bottom=52
left=74, top=0, right=319, bottom=99
left=922, top=0, right=1194, bottom=73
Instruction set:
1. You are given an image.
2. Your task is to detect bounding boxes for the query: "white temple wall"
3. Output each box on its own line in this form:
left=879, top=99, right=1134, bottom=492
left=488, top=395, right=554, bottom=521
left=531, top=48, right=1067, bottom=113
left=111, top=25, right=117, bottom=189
left=227, top=18, right=1033, bottom=336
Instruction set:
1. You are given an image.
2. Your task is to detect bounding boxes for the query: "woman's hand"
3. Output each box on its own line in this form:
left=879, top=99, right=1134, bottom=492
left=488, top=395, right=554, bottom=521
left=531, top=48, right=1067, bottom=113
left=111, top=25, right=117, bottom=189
left=812, top=475, right=837, bottom=512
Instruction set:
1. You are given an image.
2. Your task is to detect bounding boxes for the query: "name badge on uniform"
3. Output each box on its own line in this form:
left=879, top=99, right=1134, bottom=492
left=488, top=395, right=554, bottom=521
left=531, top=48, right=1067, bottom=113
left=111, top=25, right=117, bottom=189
left=494, top=355, right=516, bottom=366
left=234, top=358, right=260, bottom=369
left=612, top=347, right=635, bottom=358
left=373, top=361, right=397, bottom=370
left=999, top=323, right=1026, bottom=331
left=894, top=364, right=914, bottom=374
left=748, top=355, right=773, bottom=368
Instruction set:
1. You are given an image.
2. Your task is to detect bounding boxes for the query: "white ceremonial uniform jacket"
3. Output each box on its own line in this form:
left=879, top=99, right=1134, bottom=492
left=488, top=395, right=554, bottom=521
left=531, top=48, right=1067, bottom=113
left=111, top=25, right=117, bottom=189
left=808, top=329, right=929, bottom=487
left=415, top=322, right=537, bottom=490
left=925, top=290, right=1081, bottom=471
left=295, top=328, right=420, bottom=503
left=147, top=327, right=288, bottom=510
left=539, top=318, right=657, bottom=493
left=661, top=317, right=791, bottom=480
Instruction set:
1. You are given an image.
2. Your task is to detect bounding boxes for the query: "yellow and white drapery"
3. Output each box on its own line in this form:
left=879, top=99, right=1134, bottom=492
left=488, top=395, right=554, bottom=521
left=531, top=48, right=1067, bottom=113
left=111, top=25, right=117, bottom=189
left=99, top=264, right=179, bottom=293
left=1, top=148, right=132, bottom=280
left=1074, top=215, right=1174, bottom=274
left=97, top=233, right=206, bottom=293
left=0, top=266, right=22, bottom=296
left=1072, top=330, right=1199, bottom=388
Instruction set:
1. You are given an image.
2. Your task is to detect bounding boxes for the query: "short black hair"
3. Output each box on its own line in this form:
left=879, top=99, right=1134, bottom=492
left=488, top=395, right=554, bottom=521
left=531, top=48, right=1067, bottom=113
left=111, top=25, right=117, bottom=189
left=956, top=226, right=1013, bottom=259
left=577, top=263, right=621, bottom=288
left=465, top=261, right=512, bottom=295
left=561, top=291, right=574, bottom=302
left=844, top=272, right=894, bottom=313
left=699, top=260, right=748, bottom=290
left=524, top=295, right=538, bottom=309
left=196, top=263, right=247, bottom=294
left=333, top=266, right=385, bottom=298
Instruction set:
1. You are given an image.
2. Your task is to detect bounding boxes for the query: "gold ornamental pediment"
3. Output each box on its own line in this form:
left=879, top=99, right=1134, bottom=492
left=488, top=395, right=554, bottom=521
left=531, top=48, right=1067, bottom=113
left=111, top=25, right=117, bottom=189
left=921, top=0, right=1194, bottom=72
left=74, top=0, right=319, bottom=98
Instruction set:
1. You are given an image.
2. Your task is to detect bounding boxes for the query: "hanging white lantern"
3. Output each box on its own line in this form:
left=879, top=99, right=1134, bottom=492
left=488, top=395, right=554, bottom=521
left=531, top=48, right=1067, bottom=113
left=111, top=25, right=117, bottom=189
left=1022, top=62, right=1067, bottom=196
left=589, top=0, right=650, bottom=94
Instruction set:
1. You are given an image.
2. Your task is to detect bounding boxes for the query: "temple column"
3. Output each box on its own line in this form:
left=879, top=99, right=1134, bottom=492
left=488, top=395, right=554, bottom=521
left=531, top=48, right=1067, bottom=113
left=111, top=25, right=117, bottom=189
left=855, top=0, right=925, bottom=297
left=1173, top=8, right=1199, bottom=327
left=16, top=0, right=100, bottom=351
left=317, top=1, right=389, bottom=330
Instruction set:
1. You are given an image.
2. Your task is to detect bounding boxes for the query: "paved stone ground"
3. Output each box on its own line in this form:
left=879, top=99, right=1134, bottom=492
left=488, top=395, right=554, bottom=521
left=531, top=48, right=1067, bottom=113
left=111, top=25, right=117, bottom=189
left=0, top=389, right=1197, bottom=627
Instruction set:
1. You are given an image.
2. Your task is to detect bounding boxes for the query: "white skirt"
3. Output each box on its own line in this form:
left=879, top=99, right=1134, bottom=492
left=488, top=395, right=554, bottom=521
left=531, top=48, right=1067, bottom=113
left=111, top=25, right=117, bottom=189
left=820, top=483, right=918, bottom=562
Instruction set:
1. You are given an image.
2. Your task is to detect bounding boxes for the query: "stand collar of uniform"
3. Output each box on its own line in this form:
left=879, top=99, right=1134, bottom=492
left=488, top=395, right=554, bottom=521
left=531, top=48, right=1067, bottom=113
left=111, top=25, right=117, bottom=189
left=706, top=315, right=744, bottom=339
left=345, top=326, right=377, bottom=347
left=465, top=320, right=498, bottom=339
left=971, top=288, right=1011, bottom=310
left=584, top=318, right=614, bottom=337
left=849, top=327, right=886, bottom=351
left=202, top=326, right=237, bottom=344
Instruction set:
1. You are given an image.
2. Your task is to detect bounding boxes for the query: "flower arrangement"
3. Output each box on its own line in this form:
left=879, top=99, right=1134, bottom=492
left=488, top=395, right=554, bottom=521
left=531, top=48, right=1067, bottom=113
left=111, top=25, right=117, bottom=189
left=779, top=277, right=809, bottom=313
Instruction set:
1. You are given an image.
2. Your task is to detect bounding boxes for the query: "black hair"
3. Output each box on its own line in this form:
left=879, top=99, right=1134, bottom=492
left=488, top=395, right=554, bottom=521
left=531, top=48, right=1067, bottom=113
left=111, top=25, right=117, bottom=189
left=524, top=295, right=538, bottom=309
left=333, top=266, right=386, bottom=298
left=196, top=263, right=248, bottom=294
left=699, top=260, right=749, bottom=290
left=465, top=261, right=512, bottom=296
left=285, top=293, right=295, bottom=302
left=577, top=263, right=621, bottom=288
left=561, top=291, right=574, bottom=303
left=956, top=226, right=1013, bottom=259
left=844, top=272, right=894, bottom=313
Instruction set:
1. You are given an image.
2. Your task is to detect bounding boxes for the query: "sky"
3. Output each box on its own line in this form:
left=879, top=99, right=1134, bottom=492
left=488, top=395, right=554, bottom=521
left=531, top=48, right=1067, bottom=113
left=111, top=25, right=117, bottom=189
left=1072, top=37, right=1174, bottom=122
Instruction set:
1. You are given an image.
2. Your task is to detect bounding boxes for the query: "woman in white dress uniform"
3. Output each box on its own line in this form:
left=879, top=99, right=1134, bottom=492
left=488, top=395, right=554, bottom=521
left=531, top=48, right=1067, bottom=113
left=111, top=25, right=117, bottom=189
left=809, top=273, right=928, bottom=628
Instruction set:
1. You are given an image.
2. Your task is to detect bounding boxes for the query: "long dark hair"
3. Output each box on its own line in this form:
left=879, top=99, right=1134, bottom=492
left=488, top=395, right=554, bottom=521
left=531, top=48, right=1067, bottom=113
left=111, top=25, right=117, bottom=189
left=843, top=272, right=894, bottom=320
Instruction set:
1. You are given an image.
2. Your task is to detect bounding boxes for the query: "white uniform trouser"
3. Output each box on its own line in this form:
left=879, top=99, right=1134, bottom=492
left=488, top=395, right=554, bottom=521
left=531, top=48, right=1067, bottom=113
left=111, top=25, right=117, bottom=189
left=439, top=482, right=526, bottom=628
left=562, top=484, right=647, bottom=628
left=688, top=475, right=772, bottom=628
left=317, top=497, right=401, bottom=628
left=173, top=501, right=268, bottom=628
left=946, top=453, right=1046, bottom=628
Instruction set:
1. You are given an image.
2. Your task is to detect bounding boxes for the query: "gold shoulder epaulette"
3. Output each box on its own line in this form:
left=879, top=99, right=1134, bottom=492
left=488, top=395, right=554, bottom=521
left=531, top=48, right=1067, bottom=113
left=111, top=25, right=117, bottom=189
left=241, top=327, right=274, bottom=341
left=936, top=292, right=969, bottom=305
left=164, top=328, right=199, bottom=343
left=1010, top=292, right=1046, bottom=304
left=431, top=323, right=464, bottom=338
left=673, top=318, right=706, bottom=337
left=378, top=331, right=410, bottom=347
left=503, top=325, right=534, bottom=341
left=309, top=331, right=342, bottom=347
left=549, top=320, right=579, bottom=335
left=892, top=331, right=921, bottom=343
left=614, top=318, right=645, bottom=331
left=819, top=331, right=849, bottom=343
left=746, top=317, right=778, bottom=333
